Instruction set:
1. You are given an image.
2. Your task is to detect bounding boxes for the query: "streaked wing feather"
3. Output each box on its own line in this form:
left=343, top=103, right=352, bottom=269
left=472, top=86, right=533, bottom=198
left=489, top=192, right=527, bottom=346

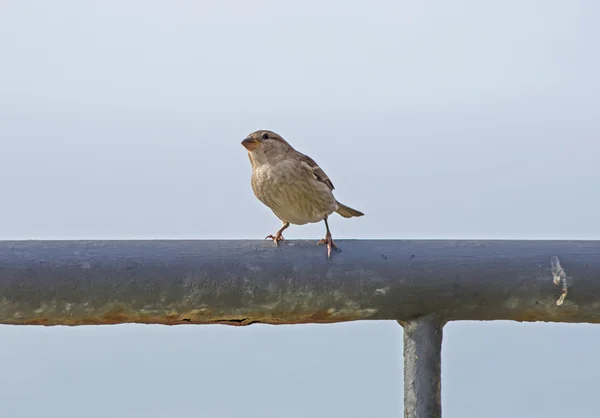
left=298, top=153, right=335, bottom=190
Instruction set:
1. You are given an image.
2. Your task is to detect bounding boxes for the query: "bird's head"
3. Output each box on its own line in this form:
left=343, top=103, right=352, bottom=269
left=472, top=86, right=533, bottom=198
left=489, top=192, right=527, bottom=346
left=241, top=130, right=293, bottom=165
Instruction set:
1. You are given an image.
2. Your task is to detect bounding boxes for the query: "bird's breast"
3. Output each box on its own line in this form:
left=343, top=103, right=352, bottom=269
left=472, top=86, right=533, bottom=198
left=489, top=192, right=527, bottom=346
left=251, top=161, right=336, bottom=225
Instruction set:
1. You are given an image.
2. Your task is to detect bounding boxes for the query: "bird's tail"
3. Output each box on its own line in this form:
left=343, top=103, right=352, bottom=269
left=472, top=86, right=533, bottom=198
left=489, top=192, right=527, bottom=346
left=335, top=201, right=364, bottom=218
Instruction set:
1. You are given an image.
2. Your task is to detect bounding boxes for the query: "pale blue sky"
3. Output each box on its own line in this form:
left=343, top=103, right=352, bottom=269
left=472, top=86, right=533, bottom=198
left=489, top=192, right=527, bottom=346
left=1, top=1, right=599, bottom=417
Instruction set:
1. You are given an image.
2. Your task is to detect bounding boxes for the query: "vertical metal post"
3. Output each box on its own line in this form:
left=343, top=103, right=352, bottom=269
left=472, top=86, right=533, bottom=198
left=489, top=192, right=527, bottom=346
left=401, top=315, right=444, bottom=418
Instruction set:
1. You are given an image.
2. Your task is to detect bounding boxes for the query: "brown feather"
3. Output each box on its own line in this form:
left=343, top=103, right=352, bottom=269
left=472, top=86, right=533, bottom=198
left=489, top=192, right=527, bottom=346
left=296, top=152, right=335, bottom=190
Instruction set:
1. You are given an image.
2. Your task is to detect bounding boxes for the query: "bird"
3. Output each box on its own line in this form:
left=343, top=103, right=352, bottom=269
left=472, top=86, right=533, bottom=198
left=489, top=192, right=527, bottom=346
left=241, top=129, right=364, bottom=259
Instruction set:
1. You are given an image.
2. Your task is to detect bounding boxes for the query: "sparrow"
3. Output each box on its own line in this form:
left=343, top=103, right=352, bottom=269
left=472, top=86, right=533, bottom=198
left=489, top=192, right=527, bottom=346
left=241, top=129, right=364, bottom=259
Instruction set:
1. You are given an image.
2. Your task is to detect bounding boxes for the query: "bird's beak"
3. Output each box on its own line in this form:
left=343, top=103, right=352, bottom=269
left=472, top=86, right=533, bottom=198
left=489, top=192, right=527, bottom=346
left=241, top=137, right=260, bottom=151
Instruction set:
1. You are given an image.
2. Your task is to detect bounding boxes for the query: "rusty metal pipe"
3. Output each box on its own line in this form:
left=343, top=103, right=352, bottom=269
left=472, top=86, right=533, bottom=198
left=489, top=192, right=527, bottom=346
left=0, top=240, right=598, bottom=326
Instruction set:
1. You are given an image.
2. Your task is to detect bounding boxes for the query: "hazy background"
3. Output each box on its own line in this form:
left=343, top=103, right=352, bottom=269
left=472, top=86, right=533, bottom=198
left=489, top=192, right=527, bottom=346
left=1, top=1, right=599, bottom=417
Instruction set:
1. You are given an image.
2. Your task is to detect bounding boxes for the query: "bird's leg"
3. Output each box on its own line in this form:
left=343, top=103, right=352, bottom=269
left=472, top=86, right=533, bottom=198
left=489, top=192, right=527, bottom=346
left=317, top=217, right=341, bottom=259
left=265, top=222, right=290, bottom=247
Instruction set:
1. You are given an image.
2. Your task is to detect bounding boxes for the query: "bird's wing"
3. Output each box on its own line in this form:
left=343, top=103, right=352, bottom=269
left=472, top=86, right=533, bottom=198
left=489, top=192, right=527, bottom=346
left=298, top=153, right=335, bottom=190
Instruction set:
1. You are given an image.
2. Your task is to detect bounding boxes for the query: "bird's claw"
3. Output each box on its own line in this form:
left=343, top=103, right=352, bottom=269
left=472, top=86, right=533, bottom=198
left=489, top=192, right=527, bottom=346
left=265, top=233, right=285, bottom=247
left=317, top=236, right=341, bottom=259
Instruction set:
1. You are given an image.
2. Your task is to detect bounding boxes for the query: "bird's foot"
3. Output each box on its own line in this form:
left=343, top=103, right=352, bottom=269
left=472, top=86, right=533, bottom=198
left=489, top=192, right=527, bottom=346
left=317, top=235, right=341, bottom=259
left=265, top=232, right=286, bottom=247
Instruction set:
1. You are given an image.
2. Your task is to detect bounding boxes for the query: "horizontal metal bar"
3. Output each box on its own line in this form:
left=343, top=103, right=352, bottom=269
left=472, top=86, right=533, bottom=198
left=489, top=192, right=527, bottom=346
left=0, top=240, right=598, bottom=326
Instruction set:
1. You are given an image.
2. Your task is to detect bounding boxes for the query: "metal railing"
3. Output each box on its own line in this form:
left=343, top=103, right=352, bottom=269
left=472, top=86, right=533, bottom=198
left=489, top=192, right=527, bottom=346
left=1, top=239, right=598, bottom=417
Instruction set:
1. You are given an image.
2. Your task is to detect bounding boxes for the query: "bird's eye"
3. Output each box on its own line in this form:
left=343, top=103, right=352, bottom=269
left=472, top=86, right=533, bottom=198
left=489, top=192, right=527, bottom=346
left=262, top=133, right=269, bottom=140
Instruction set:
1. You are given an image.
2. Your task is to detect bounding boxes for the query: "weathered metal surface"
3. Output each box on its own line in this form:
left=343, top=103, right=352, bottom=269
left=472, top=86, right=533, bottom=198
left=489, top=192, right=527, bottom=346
left=402, top=315, right=443, bottom=418
left=0, top=240, right=599, bottom=326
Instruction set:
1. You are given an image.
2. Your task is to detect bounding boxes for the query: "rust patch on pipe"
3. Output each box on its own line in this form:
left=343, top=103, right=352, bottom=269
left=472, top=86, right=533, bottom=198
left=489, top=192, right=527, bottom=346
left=506, top=305, right=583, bottom=323
left=6, top=303, right=376, bottom=326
